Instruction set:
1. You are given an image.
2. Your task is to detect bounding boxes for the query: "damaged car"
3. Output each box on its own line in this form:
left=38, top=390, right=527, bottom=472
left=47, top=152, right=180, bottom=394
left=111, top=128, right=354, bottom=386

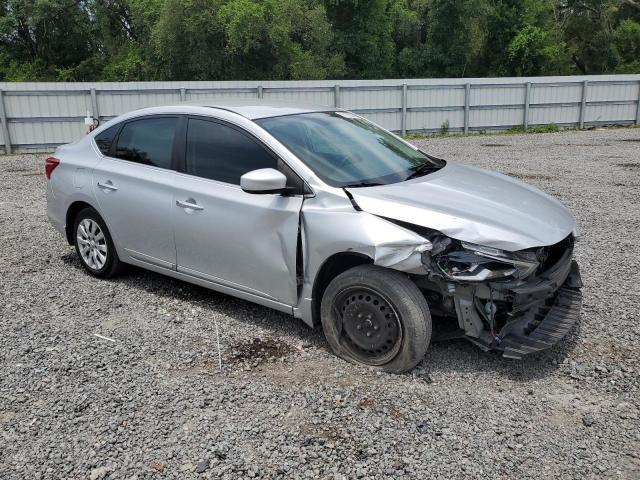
left=46, top=101, right=582, bottom=373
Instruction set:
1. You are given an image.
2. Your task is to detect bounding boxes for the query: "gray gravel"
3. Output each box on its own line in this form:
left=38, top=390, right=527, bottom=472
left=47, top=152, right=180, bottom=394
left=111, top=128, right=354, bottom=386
left=1, top=127, right=639, bottom=479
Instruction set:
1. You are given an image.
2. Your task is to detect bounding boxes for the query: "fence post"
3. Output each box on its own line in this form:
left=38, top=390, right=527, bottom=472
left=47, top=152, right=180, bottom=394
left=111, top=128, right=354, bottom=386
left=180, top=88, right=186, bottom=102
left=0, top=90, right=12, bottom=154
left=579, top=80, right=588, bottom=129
left=464, top=83, right=471, bottom=134
left=334, top=84, right=340, bottom=108
left=90, top=88, right=99, bottom=123
left=636, top=80, right=640, bottom=126
left=524, top=82, right=531, bottom=130
left=257, top=85, right=263, bottom=99
left=401, top=83, right=407, bottom=136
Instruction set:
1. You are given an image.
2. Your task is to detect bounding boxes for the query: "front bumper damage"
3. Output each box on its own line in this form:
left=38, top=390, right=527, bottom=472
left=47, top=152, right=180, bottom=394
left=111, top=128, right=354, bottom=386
left=496, top=261, right=582, bottom=358
left=458, top=249, right=582, bottom=358
left=417, top=239, right=582, bottom=358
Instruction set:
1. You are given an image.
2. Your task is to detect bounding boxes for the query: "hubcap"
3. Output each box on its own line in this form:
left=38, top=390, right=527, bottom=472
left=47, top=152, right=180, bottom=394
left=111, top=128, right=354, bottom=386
left=335, top=287, right=402, bottom=365
left=76, top=218, right=107, bottom=270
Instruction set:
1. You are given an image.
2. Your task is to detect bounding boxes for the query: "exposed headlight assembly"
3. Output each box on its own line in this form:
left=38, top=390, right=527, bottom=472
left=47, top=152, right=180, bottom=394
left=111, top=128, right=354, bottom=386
left=426, top=240, right=539, bottom=282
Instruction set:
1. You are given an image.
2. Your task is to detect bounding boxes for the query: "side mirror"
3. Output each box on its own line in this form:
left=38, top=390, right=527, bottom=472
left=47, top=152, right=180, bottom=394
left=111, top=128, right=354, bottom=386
left=240, top=168, right=288, bottom=194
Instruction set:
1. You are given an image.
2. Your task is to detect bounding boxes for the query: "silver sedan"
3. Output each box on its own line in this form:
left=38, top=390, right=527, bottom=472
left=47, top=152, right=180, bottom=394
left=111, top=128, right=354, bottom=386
left=46, top=101, right=582, bottom=372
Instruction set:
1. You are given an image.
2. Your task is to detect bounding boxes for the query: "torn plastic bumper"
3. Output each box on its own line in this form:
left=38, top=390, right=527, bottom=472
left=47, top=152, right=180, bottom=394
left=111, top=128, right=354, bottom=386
left=421, top=235, right=582, bottom=357
left=497, top=261, right=582, bottom=358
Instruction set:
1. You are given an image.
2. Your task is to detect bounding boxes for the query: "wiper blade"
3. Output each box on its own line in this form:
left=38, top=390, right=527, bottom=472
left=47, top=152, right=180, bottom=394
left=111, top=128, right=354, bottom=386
left=342, top=181, right=384, bottom=188
left=405, top=162, right=443, bottom=180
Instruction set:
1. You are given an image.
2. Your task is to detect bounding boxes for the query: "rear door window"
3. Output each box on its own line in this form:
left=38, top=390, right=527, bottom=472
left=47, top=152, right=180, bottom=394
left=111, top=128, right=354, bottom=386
left=115, top=117, right=178, bottom=169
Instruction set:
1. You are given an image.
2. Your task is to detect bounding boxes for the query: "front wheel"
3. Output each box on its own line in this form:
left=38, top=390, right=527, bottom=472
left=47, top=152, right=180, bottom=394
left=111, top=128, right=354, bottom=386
left=320, top=265, right=431, bottom=373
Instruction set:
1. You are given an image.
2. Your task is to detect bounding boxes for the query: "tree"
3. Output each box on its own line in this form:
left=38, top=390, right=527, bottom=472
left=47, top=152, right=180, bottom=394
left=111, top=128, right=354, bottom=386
left=0, top=0, right=94, bottom=80
left=0, top=0, right=638, bottom=80
left=422, top=0, right=491, bottom=77
left=324, top=0, right=396, bottom=78
left=561, top=0, right=640, bottom=74
left=389, top=0, right=429, bottom=77
left=508, top=25, right=571, bottom=76
left=151, top=0, right=343, bottom=80
left=93, top=0, right=164, bottom=80
left=613, top=18, right=640, bottom=72
left=151, top=0, right=226, bottom=80
left=218, top=0, right=344, bottom=80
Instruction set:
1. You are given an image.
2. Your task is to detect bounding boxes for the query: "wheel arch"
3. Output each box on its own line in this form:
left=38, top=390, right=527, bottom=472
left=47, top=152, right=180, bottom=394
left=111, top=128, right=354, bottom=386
left=65, top=200, right=97, bottom=245
left=311, top=251, right=373, bottom=327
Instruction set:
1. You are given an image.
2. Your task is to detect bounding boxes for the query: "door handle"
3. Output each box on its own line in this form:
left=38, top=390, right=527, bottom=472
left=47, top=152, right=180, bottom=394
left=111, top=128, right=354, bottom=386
left=176, top=199, right=204, bottom=211
left=97, top=181, right=118, bottom=192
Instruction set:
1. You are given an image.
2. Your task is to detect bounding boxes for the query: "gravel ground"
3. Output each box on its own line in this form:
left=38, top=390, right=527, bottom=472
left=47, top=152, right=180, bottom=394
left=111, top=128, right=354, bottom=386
left=1, top=127, right=639, bottom=479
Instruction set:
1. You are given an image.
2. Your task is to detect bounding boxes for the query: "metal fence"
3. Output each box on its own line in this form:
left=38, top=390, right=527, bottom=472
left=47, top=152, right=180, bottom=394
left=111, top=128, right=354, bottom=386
left=1, top=74, right=639, bottom=153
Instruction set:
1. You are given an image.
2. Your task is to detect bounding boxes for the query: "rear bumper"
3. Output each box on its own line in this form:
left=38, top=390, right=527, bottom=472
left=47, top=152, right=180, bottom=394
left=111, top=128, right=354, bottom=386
left=498, top=261, right=582, bottom=359
left=46, top=181, right=66, bottom=237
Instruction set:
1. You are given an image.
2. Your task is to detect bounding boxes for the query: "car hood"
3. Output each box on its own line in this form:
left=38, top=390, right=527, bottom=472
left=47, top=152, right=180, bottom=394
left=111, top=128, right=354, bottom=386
left=346, top=162, right=578, bottom=251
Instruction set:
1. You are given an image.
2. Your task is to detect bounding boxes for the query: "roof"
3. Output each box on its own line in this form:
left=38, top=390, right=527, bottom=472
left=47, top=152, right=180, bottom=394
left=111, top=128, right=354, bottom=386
left=183, top=99, right=336, bottom=119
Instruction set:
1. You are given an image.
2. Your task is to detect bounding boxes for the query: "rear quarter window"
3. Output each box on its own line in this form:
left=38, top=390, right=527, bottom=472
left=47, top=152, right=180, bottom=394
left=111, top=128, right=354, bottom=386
left=94, top=124, right=120, bottom=156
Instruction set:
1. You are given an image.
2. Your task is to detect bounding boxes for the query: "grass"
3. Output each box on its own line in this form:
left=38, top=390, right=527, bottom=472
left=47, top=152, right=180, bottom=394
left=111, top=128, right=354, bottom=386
left=506, top=124, right=560, bottom=134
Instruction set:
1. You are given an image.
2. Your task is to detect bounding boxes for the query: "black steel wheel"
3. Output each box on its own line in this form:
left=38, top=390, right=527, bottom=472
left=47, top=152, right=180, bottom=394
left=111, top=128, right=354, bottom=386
left=321, top=264, right=432, bottom=373
left=335, top=287, right=403, bottom=365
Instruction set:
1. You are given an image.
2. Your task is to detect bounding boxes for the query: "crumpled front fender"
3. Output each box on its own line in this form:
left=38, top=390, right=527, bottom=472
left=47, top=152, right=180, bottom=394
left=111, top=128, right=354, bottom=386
left=373, top=240, right=432, bottom=273
left=303, top=206, right=431, bottom=276
left=293, top=192, right=432, bottom=326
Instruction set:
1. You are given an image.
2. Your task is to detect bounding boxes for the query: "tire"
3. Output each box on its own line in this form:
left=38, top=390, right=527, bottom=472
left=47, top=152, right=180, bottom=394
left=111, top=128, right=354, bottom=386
left=320, top=264, right=431, bottom=373
left=73, top=207, right=124, bottom=278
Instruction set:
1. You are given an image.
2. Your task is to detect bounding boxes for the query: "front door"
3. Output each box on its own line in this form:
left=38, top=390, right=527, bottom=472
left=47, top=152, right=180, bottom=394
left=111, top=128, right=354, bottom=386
left=93, top=116, right=179, bottom=269
left=173, top=117, right=303, bottom=305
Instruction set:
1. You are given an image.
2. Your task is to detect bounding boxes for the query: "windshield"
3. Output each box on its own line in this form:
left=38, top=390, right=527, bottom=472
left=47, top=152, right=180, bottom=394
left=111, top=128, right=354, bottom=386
left=256, top=111, right=445, bottom=187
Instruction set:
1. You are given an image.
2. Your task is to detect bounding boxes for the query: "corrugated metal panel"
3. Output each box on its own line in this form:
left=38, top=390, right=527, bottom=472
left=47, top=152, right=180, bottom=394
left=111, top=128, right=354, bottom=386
left=0, top=75, right=638, bottom=151
left=407, top=86, right=464, bottom=108
left=6, top=92, right=91, bottom=118
left=585, top=103, right=636, bottom=123
left=471, top=107, right=524, bottom=128
left=340, top=87, right=402, bottom=110
left=187, top=91, right=258, bottom=103
left=263, top=89, right=334, bottom=106
left=10, top=120, right=84, bottom=145
left=587, top=81, right=637, bottom=102
left=530, top=83, right=582, bottom=104
left=529, top=105, right=581, bottom=126
left=471, top=85, right=526, bottom=107
left=407, top=110, right=464, bottom=131
left=358, top=111, right=401, bottom=131
left=98, top=91, right=182, bottom=117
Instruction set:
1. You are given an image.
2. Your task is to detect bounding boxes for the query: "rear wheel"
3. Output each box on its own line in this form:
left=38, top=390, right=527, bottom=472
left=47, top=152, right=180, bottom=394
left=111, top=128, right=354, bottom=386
left=73, top=207, right=123, bottom=278
left=321, top=264, right=431, bottom=373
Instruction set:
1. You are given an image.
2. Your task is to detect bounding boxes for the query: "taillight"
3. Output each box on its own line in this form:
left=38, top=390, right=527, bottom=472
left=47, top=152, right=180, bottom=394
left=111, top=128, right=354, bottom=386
left=45, top=157, right=60, bottom=179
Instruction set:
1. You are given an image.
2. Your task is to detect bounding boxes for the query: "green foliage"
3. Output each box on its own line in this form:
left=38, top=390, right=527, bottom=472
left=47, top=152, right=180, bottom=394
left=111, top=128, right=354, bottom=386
left=0, top=0, right=638, bottom=81
left=507, top=123, right=560, bottom=134
left=508, top=25, right=571, bottom=76
left=325, top=0, right=395, bottom=78
left=217, top=0, right=345, bottom=79
left=613, top=19, right=640, bottom=72
left=424, top=0, right=491, bottom=77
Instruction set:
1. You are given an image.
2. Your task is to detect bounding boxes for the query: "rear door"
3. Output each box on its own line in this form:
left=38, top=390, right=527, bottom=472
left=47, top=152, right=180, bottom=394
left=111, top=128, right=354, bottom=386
left=93, top=116, right=179, bottom=269
left=173, top=117, right=304, bottom=306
